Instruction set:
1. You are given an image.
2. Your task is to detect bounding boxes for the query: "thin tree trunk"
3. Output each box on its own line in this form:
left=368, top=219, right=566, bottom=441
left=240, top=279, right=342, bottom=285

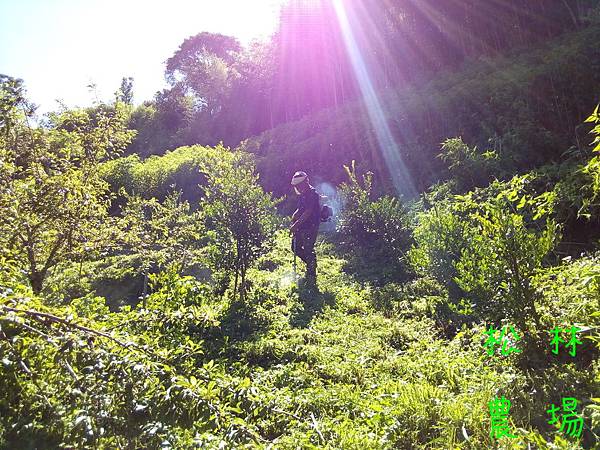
left=29, top=271, right=44, bottom=295
left=142, top=272, right=148, bottom=309
left=239, top=250, right=247, bottom=301
left=78, top=256, right=84, bottom=291
left=560, top=0, right=580, bottom=28
left=240, top=268, right=246, bottom=302
left=233, top=269, right=239, bottom=302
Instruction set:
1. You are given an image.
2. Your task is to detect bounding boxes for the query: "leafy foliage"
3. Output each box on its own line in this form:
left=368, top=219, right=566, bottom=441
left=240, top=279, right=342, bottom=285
left=0, top=274, right=262, bottom=448
left=411, top=175, right=560, bottom=331
left=2, top=230, right=598, bottom=448
left=243, top=25, right=600, bottom=200
left=99, top=144, right=230, bottom=206
left=453, top=195, right=557, bottom=330
left=0, top=74, right=34, bottom=135
left=0, top=101, right=134, bottom=293
left=438, top=137, right=500, bottom=191
left=200, top=154, right=280, bottom=299
left=2, top=15, right=600, bottom=450
left=337, top=161, right=413, bottom=284
left=583, top=105, right=600, bottom=205
left=125, top=1, right=597, bottom=154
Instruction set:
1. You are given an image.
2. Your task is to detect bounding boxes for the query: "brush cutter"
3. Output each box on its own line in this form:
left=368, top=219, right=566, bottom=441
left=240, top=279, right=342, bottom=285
left=292, top=235, right=297, bottom=281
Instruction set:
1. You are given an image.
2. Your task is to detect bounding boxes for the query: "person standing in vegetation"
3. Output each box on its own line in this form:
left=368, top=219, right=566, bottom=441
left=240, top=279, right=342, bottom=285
left=290, top=171, right=321, bottom=287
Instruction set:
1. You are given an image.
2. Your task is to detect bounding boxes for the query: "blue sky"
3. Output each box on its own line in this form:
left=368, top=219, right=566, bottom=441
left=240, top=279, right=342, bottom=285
left=0, top=0, right=283, bottom=113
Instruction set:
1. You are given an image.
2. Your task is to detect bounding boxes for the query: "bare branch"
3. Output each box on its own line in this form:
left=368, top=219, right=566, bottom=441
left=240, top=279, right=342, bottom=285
left=2, top=305, right=137, bottom=350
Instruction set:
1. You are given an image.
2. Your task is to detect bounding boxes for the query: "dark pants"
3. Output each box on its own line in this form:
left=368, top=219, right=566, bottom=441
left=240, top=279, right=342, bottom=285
left=292, top=225, right=318, bottom=281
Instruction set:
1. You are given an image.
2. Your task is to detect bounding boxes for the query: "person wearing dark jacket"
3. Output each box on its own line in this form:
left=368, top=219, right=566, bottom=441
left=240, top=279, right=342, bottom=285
left=290, top=171, right=320, bottom=287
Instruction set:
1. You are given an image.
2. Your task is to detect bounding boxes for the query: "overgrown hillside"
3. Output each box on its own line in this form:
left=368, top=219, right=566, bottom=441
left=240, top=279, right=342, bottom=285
left=2, top=98, right=600, bottom=446
left=123, top=1, right=597, bottom=157
left=2, top=228, right=599, bottom=448
left=2, top=3, right=600, bottom=449
left=241, top=25, right=600, bottom=201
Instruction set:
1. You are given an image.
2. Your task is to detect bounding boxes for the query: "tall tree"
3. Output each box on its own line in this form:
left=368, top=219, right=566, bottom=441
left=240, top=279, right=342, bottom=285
left=0, top=83, right=135, bottom=293
left=115, top=76, right=134, bottom=104
left=0, top=74, right=35, bottom=136
left=165, top=32, right=241, bottom=116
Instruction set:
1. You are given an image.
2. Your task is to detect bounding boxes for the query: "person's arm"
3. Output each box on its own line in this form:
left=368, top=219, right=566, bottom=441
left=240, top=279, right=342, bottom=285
left=292, top=209, right=312, bottom=229
left=291, top=209, right=300, bottom=222
left=291, top=192, right=319, bottom=233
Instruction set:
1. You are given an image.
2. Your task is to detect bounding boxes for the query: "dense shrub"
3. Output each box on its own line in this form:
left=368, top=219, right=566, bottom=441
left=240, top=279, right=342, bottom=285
left=200, top=153, right=281, bottom=299
left=0, top=271, right=265, bottom=449
left=582, top=105, right=600, bottom=210
left=99, top=144, right=238, bottom=206
left=438, top=137, right=501, bottom=192
left=410, top=175, right=559, bottom=330
left=337, top=162, right=413, bottom=284
left=409, top=197, right=470, bottom=302
left=533, top=253, right=600, bottom=330
left=454, top=197, right=557, bottom=330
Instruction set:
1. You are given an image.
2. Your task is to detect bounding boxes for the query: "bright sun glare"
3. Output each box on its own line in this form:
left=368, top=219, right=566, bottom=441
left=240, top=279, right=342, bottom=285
left=180, top=0, right=286, bottom=43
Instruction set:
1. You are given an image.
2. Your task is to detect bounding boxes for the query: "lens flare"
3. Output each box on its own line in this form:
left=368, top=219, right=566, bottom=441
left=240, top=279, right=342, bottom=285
left=331, top=0, right=417, bottom=199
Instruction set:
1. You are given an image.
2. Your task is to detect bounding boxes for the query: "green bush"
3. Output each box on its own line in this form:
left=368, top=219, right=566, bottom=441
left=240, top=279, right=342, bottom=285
left=533, top=253, right=600, bottom=329
left=0, top=272, right=258, bottom=449
left=454, top=197, right=557, bottom=330
left=337, top=161, right=413, bottom=284
left=43, top=190, right=207, bottom=307
left=410, top=176, right=559, bottom=330
left=409, top=198, right=470, bottom=302
left=582, top=105, right=600, bottom=210
left=99, top=144, right=236, bottom=205
left=438, top=137, right=500, bottom=191
left=200, top=153, right=281, bottom=300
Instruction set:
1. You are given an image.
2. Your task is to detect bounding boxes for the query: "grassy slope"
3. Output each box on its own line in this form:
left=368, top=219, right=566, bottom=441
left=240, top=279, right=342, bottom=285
left=5, top=228, right=597, bottom=448
left=206, top=231, right=598, bottom=449
left=30, top=24, right=600, bottom=448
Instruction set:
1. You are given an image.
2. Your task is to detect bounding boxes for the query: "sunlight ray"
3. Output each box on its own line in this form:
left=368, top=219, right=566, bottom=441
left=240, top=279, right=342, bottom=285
left=332, top=0, right=417, bottom=199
